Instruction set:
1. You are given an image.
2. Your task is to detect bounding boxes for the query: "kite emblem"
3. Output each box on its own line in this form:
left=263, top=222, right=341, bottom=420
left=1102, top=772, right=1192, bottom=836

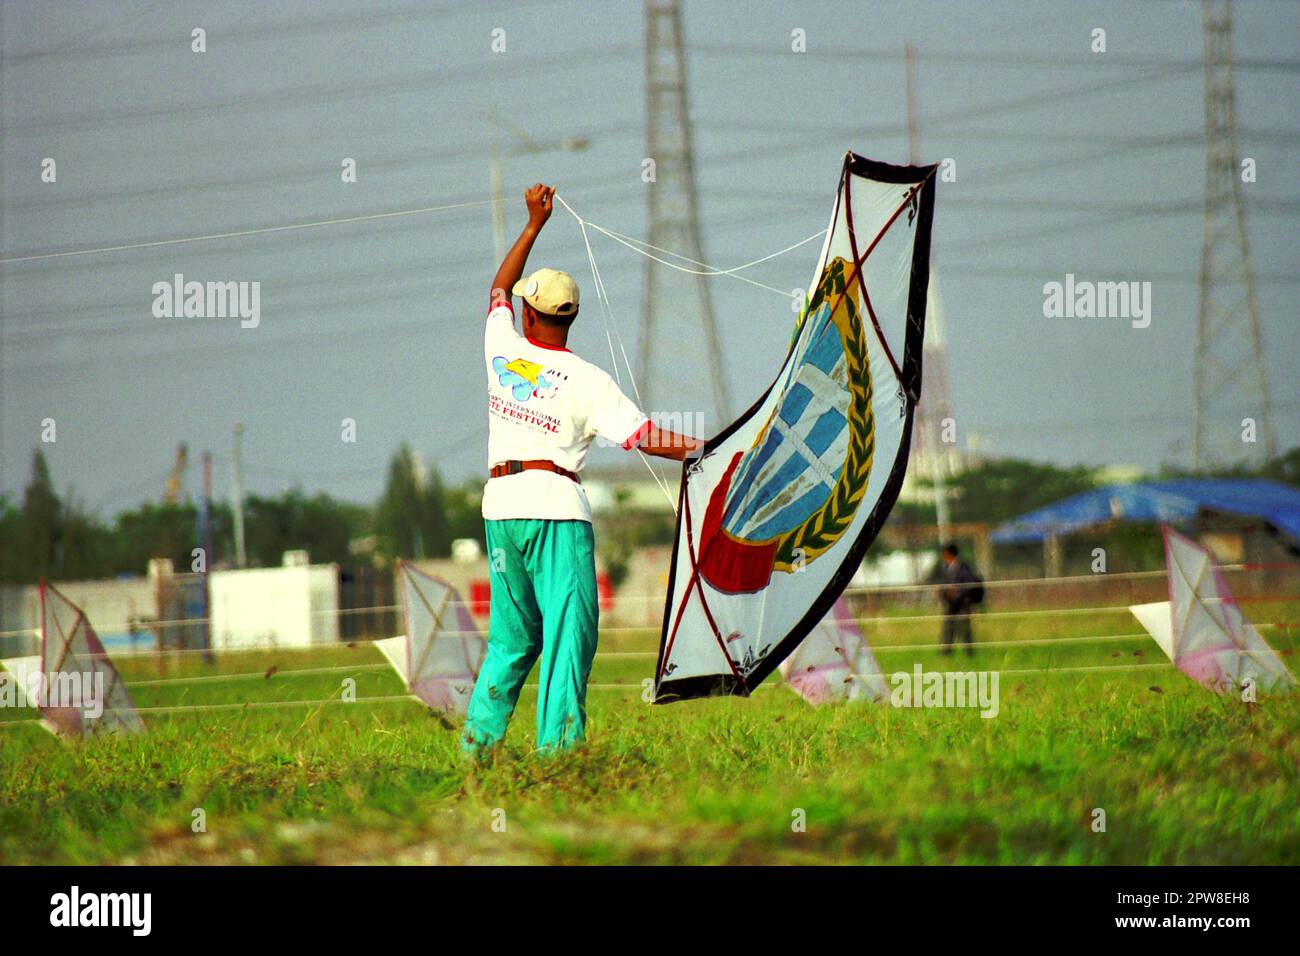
left=695, top=257, right=875, bottom=594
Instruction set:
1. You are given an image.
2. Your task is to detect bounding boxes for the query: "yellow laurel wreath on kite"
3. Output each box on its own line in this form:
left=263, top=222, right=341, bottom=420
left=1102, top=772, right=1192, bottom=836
left=770, top=256, right=876, bottom=571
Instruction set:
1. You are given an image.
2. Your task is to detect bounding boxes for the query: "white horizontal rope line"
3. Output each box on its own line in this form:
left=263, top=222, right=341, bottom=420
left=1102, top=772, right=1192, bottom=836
left=848, top=603, right=1177, bottom=626
left=2, top=613, right=1289, bottom=658
left=563, top=661, right=1179, bottom=691
left=123, top=650, right=747, bottom=688
left=844, top=609, right=1298, bottom=628
left=60, top=639, right=416, bottom=660
left=126, top=662, right=394, bottom=688
left=870, top=630, right=1153, bottom=652
left=0, top=661, right=1251, bottom=724
left=837, top=661, right=1174, bottom=682
left=843, top=571, right=1169, bottom=595
left=840, top=564, right=1300, bottom=597
left=5, top=630, right=1250, bottom=686
left=953, top=661, right=1172, bottom=677
left=5, top=562, right=1290, bottom=637
left=131, top=694, right=418, bottom=715
left=4, top=577, right=1293, bottom=641
left=0, top=603, right=401, bottom=638
left=0, top=197, right=499, bottom=264
left=0, top=693, right=420, bottom=724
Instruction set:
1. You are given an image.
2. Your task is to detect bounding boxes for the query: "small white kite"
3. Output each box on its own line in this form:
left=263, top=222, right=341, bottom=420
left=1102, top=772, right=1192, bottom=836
left=779, top=596, right=888, bottom=705
left=0, top=582, right=144, bottom=737
left=376, top=561, right=486, bottom=716
left=1129, top=526, right=1296, bottom=696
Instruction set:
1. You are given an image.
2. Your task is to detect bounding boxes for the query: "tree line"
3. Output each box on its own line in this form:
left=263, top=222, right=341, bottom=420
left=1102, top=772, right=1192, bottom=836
left=0, top=445, right=484, bottom=584
left=2, top=443, right=1295, bottom=585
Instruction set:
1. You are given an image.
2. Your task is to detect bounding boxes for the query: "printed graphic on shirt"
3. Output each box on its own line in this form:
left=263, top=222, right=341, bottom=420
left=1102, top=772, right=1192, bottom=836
left=491, top=355, right=563, bottom=402
left=488, top=392, right=562, bottom=434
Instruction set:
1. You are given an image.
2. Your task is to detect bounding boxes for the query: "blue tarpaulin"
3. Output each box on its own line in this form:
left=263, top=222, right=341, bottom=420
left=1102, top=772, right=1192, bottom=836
left=991, top=479, right=1300, bottom=544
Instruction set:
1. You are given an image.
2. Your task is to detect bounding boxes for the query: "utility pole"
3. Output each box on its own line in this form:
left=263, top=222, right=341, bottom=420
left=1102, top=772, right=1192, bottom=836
left=230, top=422, right=247, bottom=569
left=490, top=109, right=507, bottom=264
left=642, top=0, right=730, bottom=424
left=1192, top=0, right=1274, bottom=468
left=488, top=108, right=589, bottom=264
left=198, top=451, right=213, bottom=661
left=905, top=41, right=954, bottom=545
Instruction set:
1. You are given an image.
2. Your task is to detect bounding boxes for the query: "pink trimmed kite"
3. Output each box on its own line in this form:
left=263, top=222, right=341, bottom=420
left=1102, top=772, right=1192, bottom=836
left=779, top=596, right=888, bottom=705
left=376, top=561, right=485, bottom=716
left=2, top=581, right=146, bottom=736
left=1129, top=527, right=1295, bottom=696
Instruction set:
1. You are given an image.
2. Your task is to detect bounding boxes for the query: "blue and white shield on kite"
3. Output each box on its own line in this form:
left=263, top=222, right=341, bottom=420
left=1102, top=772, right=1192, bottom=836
left=655, top=153, right=936, bottom=701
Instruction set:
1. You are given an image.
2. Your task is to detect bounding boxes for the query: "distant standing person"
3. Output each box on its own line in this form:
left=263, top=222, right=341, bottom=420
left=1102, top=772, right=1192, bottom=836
left=935, top=543, right=983, bottom=656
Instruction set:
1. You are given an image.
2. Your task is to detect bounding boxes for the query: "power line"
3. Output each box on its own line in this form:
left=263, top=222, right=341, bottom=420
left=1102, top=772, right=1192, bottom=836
left=8, top=189, right=1300, bottom=355
left=937, top=262, right=1300, bottom=286
left=696, top=120, right=1300, bottom=147
left=1, top=122, right=642, bottom=214
left=930, top=64, right=1205, bottom=125
left=11, top=118, right=1294, bottom=216
left=3, top=46, right=639, bottom=136
left=686, top=42, right=1300, bottom=73
left=0, top=197, right=498, bottom=264
left=1, top=0, right=567, bottom=66
left=3, top=211, right=815, bottom=356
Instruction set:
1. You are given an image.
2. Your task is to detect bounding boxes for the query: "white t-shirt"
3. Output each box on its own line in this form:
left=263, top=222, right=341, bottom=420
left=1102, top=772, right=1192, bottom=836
left=482, top=303, right=649, bottom=522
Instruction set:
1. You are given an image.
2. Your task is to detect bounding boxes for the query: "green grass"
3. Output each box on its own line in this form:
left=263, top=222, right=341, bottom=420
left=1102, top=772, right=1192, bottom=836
left=1, top=603, right=1297, bottom=865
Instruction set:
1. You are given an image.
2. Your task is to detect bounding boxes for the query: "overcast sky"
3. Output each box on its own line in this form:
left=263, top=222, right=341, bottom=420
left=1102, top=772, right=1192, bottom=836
left=2, top=0, right=1297, bottom=518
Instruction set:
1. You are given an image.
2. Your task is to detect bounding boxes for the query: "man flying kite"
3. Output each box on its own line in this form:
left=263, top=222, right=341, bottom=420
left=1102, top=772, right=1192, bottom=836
left=465, top=182, right=701, bottom=755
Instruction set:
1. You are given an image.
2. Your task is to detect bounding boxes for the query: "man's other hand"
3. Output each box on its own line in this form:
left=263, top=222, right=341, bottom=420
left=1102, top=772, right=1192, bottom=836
left=526, top=183, right=555, bottom=229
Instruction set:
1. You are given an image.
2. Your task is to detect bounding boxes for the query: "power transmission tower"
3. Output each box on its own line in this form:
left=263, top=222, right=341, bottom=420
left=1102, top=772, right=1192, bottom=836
left=642, top=0, right=730, bottom=424
left=904, top=42, right=958, bottom=542
left=1192, top=0, right=1274, bottom=468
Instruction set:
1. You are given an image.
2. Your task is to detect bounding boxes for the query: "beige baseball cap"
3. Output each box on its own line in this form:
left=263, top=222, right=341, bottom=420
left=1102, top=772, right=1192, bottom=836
left=512, top=268, right=580, bottom=318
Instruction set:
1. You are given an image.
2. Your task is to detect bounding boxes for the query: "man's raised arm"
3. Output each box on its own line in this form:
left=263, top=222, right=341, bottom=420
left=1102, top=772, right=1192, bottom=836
left=490, top=183, right=554, bottom=311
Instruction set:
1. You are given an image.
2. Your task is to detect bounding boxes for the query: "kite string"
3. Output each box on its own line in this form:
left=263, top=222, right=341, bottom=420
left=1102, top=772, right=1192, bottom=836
left=585, top=230, right=681, bottom=510
left=0, top=197, right=500, bottom=264
left=584, top=220, right=825, bottom=296
left=553, top=195, right=829, bottom=512
left=555, top=194, right=677, bottom=512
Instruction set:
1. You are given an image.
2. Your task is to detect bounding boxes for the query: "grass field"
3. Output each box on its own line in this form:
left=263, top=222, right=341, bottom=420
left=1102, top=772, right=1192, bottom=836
left=2, top=601, right=1298, bottom=865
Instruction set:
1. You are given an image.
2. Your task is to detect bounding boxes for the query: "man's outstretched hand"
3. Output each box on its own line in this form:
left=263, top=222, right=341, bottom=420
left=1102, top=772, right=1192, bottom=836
left=526, top=183, right=555, bottom=229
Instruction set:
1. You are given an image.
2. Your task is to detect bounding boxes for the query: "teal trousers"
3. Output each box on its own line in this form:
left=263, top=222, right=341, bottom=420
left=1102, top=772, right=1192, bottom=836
left=462, top=519, right=599, bottom=754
